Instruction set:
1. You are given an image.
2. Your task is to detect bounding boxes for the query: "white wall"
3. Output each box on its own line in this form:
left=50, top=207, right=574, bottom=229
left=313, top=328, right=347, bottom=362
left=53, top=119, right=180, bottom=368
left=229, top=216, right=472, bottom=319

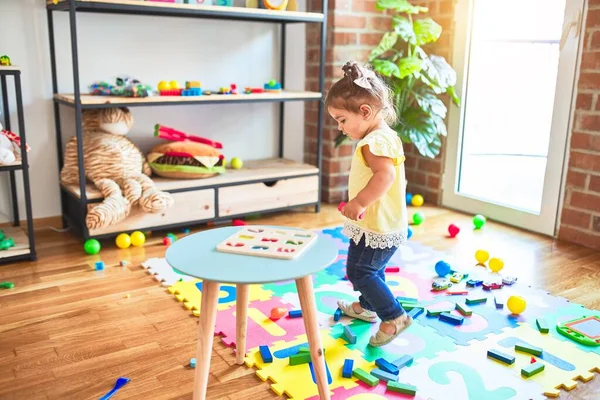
left=0, top=0, right=306, bottom=223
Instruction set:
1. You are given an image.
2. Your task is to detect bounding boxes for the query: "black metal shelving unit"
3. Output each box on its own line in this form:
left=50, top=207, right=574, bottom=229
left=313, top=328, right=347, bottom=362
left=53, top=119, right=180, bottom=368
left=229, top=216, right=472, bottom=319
left=0, top=66, right=37, bottom=263
left=46, top=0, right=327, bottom=240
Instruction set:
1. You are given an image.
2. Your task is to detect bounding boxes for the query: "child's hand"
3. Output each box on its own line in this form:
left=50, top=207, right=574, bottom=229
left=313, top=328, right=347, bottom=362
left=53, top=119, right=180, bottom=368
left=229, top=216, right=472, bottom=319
left=342, top=199, right=366, bottom=221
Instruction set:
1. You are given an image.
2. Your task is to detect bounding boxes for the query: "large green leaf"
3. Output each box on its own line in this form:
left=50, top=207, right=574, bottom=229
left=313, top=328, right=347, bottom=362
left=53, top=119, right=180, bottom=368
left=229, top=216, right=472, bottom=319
left=413, top=18, right=442, bottom=46
left=393, top=16, right=416, bottom=44
left=421, top=54, right=457, bottom=93
left=447, top=85, right=461, bottom=107
left=376, top=0, right=428, bottom=14
left=397, top=57, right=424, bottom=78
left=395, top=107, right=444, bottom=158
left=369, top=32, right=398, bottom=62
left=372, top=59, right=401, bottom=78
left=412, top=86, right=447, bottom=119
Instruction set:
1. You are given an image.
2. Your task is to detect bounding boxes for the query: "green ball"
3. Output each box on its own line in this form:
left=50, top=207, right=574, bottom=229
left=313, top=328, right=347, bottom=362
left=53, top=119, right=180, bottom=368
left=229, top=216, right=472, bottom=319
left=84, top=239, right=101, bottom=255
left=473, top=214, right=487, bottom=229
left=268, top=79, right=276, bottom=86
left=412, top=212, right=425, bottom=225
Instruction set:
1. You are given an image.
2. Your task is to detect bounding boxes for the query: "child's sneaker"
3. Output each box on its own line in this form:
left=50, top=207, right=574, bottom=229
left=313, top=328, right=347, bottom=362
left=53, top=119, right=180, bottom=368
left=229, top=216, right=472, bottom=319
left=337, top=300, right=377, bottom=323
left=368, top=314, right=412, bottom=347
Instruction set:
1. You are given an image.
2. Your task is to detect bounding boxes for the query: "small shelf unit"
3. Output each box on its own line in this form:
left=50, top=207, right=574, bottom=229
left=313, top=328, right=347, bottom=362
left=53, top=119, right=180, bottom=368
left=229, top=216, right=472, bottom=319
left=0, top=66, right=37, bottom=263
left=47, top=0, right=327, bottom=240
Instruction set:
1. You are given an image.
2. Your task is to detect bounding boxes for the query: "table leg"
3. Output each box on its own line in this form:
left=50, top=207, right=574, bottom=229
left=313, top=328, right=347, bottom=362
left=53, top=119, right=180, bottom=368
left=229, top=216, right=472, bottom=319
left=296, top=275, right=331, bottom=400
left=236, top=283, right=250, bottom=365
left=194, top=280, right=220, bottom=400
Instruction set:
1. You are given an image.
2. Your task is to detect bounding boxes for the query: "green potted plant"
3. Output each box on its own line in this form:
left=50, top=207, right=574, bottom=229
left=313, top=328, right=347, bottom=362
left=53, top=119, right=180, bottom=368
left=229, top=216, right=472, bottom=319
left=335, top=0, right=460, bottom=158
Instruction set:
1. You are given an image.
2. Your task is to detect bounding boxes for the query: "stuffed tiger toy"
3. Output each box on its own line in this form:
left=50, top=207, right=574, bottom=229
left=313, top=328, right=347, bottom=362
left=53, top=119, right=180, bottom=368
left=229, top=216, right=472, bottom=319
left=60, top=107, right=174, bottom=230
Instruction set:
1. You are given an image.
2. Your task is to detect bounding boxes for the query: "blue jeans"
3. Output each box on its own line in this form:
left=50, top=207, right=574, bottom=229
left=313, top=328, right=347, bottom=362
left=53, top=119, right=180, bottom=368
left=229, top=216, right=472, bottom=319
left=346, top=236, right=404, bottom=321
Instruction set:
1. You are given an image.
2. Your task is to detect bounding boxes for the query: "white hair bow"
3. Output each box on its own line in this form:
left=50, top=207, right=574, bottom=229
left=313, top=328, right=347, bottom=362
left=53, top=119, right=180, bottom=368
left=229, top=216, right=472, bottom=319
left=354, top=69, right=376, bottom=89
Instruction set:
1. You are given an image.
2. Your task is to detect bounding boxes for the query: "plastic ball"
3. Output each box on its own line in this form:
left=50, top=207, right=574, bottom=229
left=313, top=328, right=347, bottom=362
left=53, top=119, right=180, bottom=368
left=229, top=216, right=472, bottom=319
left=411, top=194, right=424, bottom=207
left=169, top=80, right=180, bottom=89
left=130, top=231, right=146, bottom=247
left=407, top=226, right=413, bottom=239
left=406, top=193, right=413, bottom=205
left=166, top=233, right=178, bottom=241
left=507, top=295, right=526, bottom=314
left=475, top=249, right=489, bottom=264
left=163, top=237, right=173, bottom=246
left=84, top=239, right=101, bottom=255
left=448, top=224, right=460, bottom=238
left=230, top=157, right=243, bottom=170
left=157, top=81, right=170, bottom=91
left=435, top=260, right=451, bottom=277
left=489, top=257, right=504, bottom=272
left=412, top=212, right=425, bottom=225
left=473, top=214, right=487, bottom=229
left=115, top=233, right=131, bottom=249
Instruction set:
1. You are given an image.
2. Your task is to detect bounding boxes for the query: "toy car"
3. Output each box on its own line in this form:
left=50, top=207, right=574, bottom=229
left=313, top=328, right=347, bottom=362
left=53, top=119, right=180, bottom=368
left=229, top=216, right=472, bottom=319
left=482, top=281, right=504, bottom=291
left=502, top=276, right=518, bottom=285
left=450, top=272, right=468, bottom=283
left=466, top=279, right=483, bottom=287
left=432, top=280, right=453, bottom=291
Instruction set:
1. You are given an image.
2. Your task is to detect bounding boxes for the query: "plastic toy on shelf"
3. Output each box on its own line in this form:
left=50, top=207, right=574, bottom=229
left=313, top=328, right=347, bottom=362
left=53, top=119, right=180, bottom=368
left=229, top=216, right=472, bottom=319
left=431, top=279, right=452, bottom=291
left=89, top=76, right=152, bottom=97
left=0, top=55, right=11, bottom=66
left=218, top=84, right=238, bottom=94
left=154, top=124, right=223, bottom=149
left=244, top=86, right=265, bottom=94
left=182, top=81, right=202, bottom=96
left=264, top=79, right=282, bottom=92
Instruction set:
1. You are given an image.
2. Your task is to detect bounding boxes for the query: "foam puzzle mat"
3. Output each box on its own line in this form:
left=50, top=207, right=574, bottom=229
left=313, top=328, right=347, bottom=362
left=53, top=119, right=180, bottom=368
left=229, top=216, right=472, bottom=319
left=143, top=226, right=600, bottom=399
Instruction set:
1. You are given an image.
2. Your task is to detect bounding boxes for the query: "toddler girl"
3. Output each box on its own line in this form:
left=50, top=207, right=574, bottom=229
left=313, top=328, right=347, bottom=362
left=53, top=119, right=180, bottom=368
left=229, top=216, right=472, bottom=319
left=326, top=62, right=411, bottom=347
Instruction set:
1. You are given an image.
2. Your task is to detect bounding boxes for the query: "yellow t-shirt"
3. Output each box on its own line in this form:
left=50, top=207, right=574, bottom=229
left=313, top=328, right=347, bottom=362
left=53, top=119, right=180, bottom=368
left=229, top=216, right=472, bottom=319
left=343, top=129, right=409, bottom=248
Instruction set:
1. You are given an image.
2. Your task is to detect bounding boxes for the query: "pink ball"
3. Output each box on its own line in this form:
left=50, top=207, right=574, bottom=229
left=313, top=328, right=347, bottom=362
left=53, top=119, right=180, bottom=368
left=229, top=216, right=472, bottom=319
left=448, top=224, right=460, bottom=238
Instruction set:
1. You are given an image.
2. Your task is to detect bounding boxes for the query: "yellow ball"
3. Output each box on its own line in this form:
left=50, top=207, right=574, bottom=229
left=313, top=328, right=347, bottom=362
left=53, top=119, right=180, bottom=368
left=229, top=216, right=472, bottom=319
left=157, top=81, right=170, bottom=91
left=411, top=194, right=424, bottom=207
left=169, top=80, right=180, bottom=89
left=489, top=257, right=504, bottom=272
left=115, top=233, right=131, bottom=249
left=130, top=231, right=146, bottom=247
left=475, top=249, right=489, bottom=264
left=507, top=295, right=526, bottom=314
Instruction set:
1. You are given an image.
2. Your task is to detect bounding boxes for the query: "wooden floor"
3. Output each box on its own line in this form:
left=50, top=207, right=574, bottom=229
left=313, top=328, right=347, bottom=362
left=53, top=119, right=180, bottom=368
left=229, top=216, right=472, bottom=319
left=0, top=205, right=599, bottom=399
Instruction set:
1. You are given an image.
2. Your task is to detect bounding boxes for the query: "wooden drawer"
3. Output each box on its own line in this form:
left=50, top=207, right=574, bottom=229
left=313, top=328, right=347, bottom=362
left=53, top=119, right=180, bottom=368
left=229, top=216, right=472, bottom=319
left=218, top=175, right=319, bottom=217
left=88, top=189, right=215, bottom=236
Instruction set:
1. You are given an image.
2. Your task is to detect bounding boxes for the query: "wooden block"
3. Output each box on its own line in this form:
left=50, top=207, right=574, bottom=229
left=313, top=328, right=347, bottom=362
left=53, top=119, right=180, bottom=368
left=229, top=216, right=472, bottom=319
left=288, top=309, right=303, bottom=318
left=259, top=345, right=273, bottom=363
left=536, top=318, right=549, bottom=334
left=396, top=296, right=418, bottom=303
left=426, top=308, right=452, bottom=317
left=439, top=312, right=464, bottom=325
left=375, top=358, right=399, bottom=375
left=289, top=352, right=311, bottom=365
left=387, top=381, right=417, bottom=395
left=400, top=302, right=421, bottom=311
left=343, top=325, right=357, bottom=344
left=455, top=302, right=472, bottom=316
left=494, top=296, right=504, bottom=309
left=352, top=368, right=379, bottom=387
left=487, top=349, right=515, bottom=365
left=370, top=368, right=399, bottom=382
left=515, top=343, right=543, bottom=356
left=298, top=347, right=309, bottom=353
left=392, top=355, right=414, bottom=369
left=407, top=307, right=424, bottom=319
left=342, top=359, right=353, bottom=378
left=334, top=307, right=342, bottom=322
left=521, top=361, right=545, bottom=377
left=466, top=295, right=487, bottom=305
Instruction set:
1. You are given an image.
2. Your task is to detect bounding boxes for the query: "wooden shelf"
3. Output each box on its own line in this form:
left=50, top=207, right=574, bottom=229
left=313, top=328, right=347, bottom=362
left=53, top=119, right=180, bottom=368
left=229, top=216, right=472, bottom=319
left=0, top=161, right=23, bottom=172
left=62, top=158, right=319, bottom=201
left=0, top=66, right=21, bottom=75
left=54, top=91, right=322, bottom=108
left=47, top=0, right=325, bottom=23
left=0, top=226, right=31, bottom=261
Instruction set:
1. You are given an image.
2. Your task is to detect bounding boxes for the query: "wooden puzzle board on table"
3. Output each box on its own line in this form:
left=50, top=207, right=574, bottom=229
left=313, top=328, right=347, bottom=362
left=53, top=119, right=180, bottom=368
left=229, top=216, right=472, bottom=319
left=215, top=226, right=317, bottom=260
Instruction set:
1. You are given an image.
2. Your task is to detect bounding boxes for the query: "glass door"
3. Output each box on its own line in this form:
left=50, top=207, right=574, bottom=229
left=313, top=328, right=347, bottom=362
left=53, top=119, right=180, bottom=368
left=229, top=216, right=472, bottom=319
left=442, top=0, right=585, bottom=235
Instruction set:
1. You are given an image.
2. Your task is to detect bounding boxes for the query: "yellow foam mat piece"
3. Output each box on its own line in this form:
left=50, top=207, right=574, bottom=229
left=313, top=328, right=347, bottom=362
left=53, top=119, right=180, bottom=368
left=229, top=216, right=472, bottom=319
left=167, top=279, right=272, bottom=314
left=245, top=330, right=373, bottom=399
left=467, top=324, right=600, bottom=398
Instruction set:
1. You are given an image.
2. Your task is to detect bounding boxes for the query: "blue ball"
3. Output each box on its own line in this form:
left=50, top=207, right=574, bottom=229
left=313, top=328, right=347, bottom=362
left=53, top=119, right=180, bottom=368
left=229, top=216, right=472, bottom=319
left=435, top=261, right=451, bottom=277
left=406, top=193, right=413, bottom=205
left=407, top=227, right=413, bottom=239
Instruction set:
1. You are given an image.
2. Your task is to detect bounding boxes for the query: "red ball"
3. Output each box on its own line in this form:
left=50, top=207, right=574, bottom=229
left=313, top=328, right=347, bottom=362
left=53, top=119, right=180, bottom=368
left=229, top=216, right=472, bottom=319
left=163, top=237, right=173, bottom=246
left=448, top=224, right=460, bottom=238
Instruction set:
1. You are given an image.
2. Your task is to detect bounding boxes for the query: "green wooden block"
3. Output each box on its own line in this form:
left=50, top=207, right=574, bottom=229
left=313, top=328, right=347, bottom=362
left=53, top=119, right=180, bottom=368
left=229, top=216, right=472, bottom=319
left=400, top=302, right=422, bottom=311
left=465, top=295, right=487, bottom=305
left=515, top=343, right=543, bottom=356
left=536, top=318, right=549, bottom=334
left=387, top=381, right=417, bottom=395
left=455, top=302, right=473, bottom=316
left=352, top=368, right=379, bottom=387
left=521, top=361, right=545, bottom=377
left=298, top=347, right=310, bottom=353
left=289, top=352, right=311, bottom=365
left=426, top=307, right=452, bottom=317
